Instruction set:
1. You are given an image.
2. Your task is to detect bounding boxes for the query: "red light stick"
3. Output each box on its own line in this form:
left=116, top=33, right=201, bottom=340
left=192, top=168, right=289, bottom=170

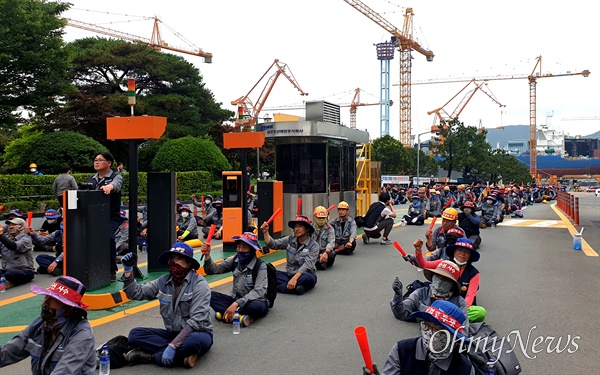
left=443, top=197, right=454, bottom=209
left=468, top=192, right=475, bottom=202
left=297, top=198, right=302, bottom=216
left=354, top=326, right=374, bottom=374
left=200, top=224, right=217, bottom=262
left=266, top=208, right=282, bottom=225
left=326, top=204, right=336, bottom=212
left=27, top=212, right=33, bottom=227
left=394, top=241, right=411, bottom=262
left=201, top=195, right=205, bottom=208
left=428, top=216, right=438, bottom=232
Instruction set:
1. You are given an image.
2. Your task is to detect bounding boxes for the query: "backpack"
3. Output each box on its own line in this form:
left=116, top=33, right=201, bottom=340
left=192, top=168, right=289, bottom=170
left=251, top=258, right=278, bottom=308
left=465, top=322, right=522, bottom=375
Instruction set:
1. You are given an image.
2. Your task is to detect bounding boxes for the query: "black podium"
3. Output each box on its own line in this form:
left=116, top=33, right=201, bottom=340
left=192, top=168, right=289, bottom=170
left=64, top=190, right=111, bottom=291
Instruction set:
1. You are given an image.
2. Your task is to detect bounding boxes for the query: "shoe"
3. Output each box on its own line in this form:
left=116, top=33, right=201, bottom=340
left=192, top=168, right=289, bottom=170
left=295, top=285, right=306, bottom=295
left=241, top=315, right=253, bottom=327
left=36, top=266, right=44, bottom=274
left=184, top=353, right=198, bottom=368
left=362, top=235, right=369, bottom=244
left=380, top=238, right=392, bottom=245
left=51, top=267, right=63, bottom=276
left=316, top=262, right=327, bottom=271
left=125, top=349, right=154, bottom=365
left=214, top=311, right=223, bottom=321
left=5, top=280, right=14, bottom=290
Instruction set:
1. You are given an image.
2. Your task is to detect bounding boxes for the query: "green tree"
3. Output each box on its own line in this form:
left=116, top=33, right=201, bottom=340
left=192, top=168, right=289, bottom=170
left=404, top=147, right=439, bottom=177
left=0, top=0, right=73, bottom=128
left=2, top=125, right=43, bottom=173
left=45, top=38, right=233, bottom=154
left=21, top=131, right=108, bottom=174
left=434, top=118, right=489, bottom=179
left=372, top=135, right=411, bottom=174
left=481, top=149, right=532, bottom=184
left=151, top=136, right=231, bottom=176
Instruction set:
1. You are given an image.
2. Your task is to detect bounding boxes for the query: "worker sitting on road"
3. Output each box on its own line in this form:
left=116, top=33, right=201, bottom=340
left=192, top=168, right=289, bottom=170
left=390, top=257, right=468, bottom=331
left=415, top=237, right=486, bottom=323
left=201, top=232, right=269, bottom=328
left=330, top=201, right=358, bottom=255
left=364, top=300, right=472, bottom=375
left=202, top=199, right=223, bottom=240
left=27, top=223, right=64, bottom=276
left=0, top=218, right=35, bottom=289
left=425, top=208, right=460, bottom=251
left=120, top=243, right=212, bottom=369
left=406, top=227, right=465, bottom=265
left=458, top=201, right=482, bottom=249
left=261, top=215, right=319, bottom=295
left=176, top=205, right=199, bottom=241
left=402, top=194, right=426, bottom=226
left=425, top=189, right=442, bottom=218
left=479, top=195, right=501, bottom=228
left=312, top=206, right=336, bottom=270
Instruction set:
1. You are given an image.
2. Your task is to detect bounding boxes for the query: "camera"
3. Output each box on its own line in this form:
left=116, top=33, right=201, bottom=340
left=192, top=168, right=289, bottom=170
left=78, top=182, right=95, bottom=191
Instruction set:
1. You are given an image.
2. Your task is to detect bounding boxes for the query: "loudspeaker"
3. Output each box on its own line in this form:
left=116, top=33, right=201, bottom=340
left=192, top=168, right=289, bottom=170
left=147, top=173, right=177, bottom=272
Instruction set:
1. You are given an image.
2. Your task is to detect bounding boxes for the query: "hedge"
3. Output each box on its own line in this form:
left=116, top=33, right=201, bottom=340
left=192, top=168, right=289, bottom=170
left=0, top=171, right=220, bottom=214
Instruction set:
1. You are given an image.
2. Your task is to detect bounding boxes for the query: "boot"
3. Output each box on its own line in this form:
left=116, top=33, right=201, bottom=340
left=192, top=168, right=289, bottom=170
left=125, top=349, right=155, bottom=365
left=184, top=353, right=198, bottom=368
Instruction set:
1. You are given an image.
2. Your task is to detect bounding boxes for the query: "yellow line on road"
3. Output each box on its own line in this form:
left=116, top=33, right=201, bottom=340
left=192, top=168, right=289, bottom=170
left=551, top=203, right=598, bottom=257
left=0, top=258, right=289, bottom=334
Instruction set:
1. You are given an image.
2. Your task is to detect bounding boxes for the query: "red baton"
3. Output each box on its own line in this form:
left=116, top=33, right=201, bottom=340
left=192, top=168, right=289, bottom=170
left=205, top=224, right=217, bottom=245
left=266, top=208, right=282, bottom=225
left=27, top=212, right=33, bottom=227
left=297, top=198, right=302, bottom=216
left=327, top=204, right=336, bottom=212
left=443, top=197, right=454, bottom=209
left=428, top=216, right=438, bottom=231
left=354, top=326, right=374, bottom=374
left=393, top=241, right=407, bottom=257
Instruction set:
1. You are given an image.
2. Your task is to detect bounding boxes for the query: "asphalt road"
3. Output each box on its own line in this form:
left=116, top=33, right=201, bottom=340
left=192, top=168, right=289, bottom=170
left=5, top=199, right=599, bottom=375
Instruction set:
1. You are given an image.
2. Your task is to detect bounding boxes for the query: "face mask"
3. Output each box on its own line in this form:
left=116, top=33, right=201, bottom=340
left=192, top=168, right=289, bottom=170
left=205, top=200, right=212, bottom=205
left=181, top=212, right=189, bottom=218
left=431, top=274, right=453, bottom=299
left=215, top=205, right=222, bottom=213
left=427, top=330, right=453, bottom=360
left=454, top=257, right=468, bottom=266
left=47, top=219, right=56, bottom=224
left=315, top=217, right=327, bottom=227
left=486, top=200, right=493, bottom=205
left=237, top=251, right=254, bottom=266
left=412, top=200, right=421, bottom=207
left=168, top=259, right=190, bottom=285
left=463, top=208, right=472, bottom=215
left=41, top=304, right=66, bottom=323
left=30, top=168, right=37, bottom=173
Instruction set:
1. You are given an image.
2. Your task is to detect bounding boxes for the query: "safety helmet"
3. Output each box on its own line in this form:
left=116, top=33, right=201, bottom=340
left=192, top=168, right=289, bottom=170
left=461, top=201, right=475, bottom=210
left=337, top=201, right=350, bottom=210
left=444, top=186, right=450, bottom=191
left=29, top=163, right=37, bottom=168
left=313, top=206, right=328, bottom=218
left=442, top=208, right=459, bottom=221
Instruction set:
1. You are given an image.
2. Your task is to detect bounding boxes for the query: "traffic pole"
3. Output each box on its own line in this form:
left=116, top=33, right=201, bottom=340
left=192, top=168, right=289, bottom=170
left=574, top=197, right=580, bottom=227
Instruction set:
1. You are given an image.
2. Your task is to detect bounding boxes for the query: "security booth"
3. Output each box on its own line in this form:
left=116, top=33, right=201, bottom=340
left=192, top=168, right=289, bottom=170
left=256, top=101, right=370, bottom=235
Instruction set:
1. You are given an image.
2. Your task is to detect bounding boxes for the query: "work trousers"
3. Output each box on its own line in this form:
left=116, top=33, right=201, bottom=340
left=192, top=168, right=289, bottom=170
left=0, top=268, right=34, bottom=286
left=365, top=217, right=395, bottom=237
left=334, top=240, right=356, bottom=255
left=276, top=270, right=317, bottom=294
left=36, top=254, right=62, bottom=274
left=128, top=327, right=213, bottom=367
left=210, top=291, right=269, bottom=320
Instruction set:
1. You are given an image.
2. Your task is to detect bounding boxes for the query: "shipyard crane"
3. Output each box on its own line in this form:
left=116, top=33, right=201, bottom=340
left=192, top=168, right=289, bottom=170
left=413, top=56, right=590, bottom=178
left=346, top=88, right=393, bottom=129
left=342, top=0, right=434, bottom=146
left=64, top=16, right=213, bottom=63
left=428, top=79, right=504, bottom=132
left=231, top=59, right=308, bottom=129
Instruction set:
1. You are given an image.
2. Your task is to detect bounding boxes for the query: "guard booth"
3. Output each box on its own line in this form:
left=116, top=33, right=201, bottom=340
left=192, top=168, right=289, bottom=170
left=256, top=101, right=370, bottom=235
left=222, top=171, right=243, bottom=247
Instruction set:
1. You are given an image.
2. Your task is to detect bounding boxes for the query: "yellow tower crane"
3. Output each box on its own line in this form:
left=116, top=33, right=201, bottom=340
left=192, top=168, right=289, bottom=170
left=342, top=1, right=433, bottom=146
left=413, top=56, right=590, bottom=178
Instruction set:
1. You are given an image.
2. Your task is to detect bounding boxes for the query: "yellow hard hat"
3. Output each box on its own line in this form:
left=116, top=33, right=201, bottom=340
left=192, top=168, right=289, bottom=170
left=442, top=208, right=459, bottom=221
left=313, top=206, right=328, bottom=218
left=337, top=201, right=350, bottom=209
left=29, top=163, right=37, bottom=168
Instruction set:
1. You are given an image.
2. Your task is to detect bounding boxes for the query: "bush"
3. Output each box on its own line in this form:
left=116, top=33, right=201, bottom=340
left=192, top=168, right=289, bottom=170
left=20, top=131, right=109, bottom=174
left=151, top=136, right=231, bottom=176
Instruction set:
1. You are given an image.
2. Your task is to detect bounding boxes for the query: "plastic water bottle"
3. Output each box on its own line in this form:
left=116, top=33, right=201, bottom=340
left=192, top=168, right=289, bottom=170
left=0, top=277, right=5, bottom=293
left=485, top=357, right=496, bottom=375
left=401, top=218, right=406, bottom=227
left=232, top=309, right=241, bottom=335
left=491, top=221, right=496, bottom=229
left=141, top=241, right=147, bottom=253
left=99, top=345, right=110, bottom=375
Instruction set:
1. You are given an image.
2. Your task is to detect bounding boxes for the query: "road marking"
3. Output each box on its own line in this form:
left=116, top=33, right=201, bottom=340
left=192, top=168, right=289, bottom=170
left=550, top=203, right=598, bottom=257
left=498, top=219, right=566, bottom=228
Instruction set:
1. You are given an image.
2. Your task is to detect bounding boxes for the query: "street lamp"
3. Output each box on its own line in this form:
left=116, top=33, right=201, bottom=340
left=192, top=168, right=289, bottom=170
left=416, top=131, right=430, bottom=187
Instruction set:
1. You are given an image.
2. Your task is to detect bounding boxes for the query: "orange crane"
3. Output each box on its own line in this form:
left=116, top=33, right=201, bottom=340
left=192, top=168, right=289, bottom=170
left=344, top=88, right=393, bottom=129
left=231, top=59, right=308, bottom=129
left=427, top=79, right=505, bottom=133
left=342, top=1, right=434, bottom=146
left=64, top=16, right=213, bottom=63
left=413, top=56, right=590, bottom=177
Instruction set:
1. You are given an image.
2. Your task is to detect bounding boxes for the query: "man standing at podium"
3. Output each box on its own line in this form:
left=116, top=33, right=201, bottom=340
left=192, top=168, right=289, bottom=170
left=87, top=151, right=123, bottom=282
